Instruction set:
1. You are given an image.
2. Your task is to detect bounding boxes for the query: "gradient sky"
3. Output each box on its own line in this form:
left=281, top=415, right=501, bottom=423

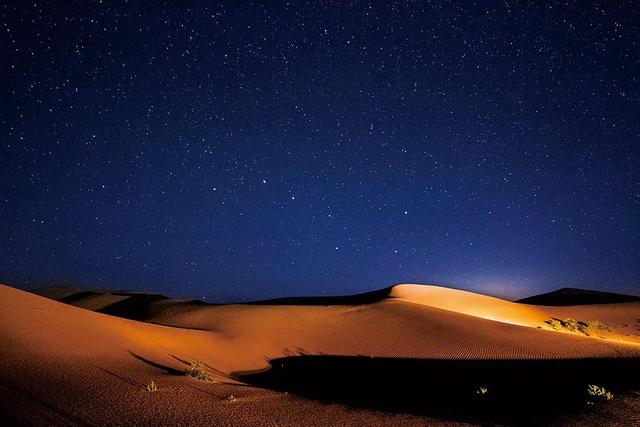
left=1, top=1, right=639, bottom=301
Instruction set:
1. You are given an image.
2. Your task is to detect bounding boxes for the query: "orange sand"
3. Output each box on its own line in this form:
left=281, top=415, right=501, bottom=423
left=1, top=283, right=639, bottom=425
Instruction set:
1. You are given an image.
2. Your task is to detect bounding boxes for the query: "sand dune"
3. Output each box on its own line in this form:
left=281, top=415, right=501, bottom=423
left=389, top=284, right=640, bottom=345
left=518, top=287, right=640, bottom=306
left=39, top=284, right=640, bottom=345
left=2, top=283, right=639, bottom=425
left=389, top=284, right=550, bottom=327
left=26, top=284, right=640, bottom=370
left=10, top=284, right=640, bottom=375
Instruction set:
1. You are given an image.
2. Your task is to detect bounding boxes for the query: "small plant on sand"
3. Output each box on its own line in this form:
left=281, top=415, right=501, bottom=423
left=546, top=318, right=610, bottom=337
left=545, top=317, right=585, bottom=332
left=146, top=379, right=158, bottom=392
left=585, top=320, right=611, bottom=336
left=476, top=386, right=488, bottom=396
left=186, top=360, right=213, bottom=382
left=545, top=318, right=563, bottom=330
left=587, top=384, right=613, bottom=400
left=562, top=317, right=586, bottom=333
left=225, top=394, right=237, bottom=402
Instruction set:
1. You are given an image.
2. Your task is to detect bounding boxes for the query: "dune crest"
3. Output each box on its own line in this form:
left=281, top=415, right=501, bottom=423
left=389, top=284, right=550, bottom=327
left=390, top=284, right=640, bottom=347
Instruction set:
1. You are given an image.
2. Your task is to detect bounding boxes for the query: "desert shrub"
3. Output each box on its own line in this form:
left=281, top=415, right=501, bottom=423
left=545, top=317, right=586, bottom=333
left=546, top=318, right=610, bottom=337
left=585, top=320, right=611, bottom=336
left=545, top=318, right=563, bottom=330
left=146, top=379, right=158, bottom=392
left=225, top=394, right=237, bottom=402
left=186, top=360, right=212, bottom=382
left=587, top=384, right=613, bottom=400
left=562, top=317, right=586, bottom=333
left=475, top=386, right=488, bottom=396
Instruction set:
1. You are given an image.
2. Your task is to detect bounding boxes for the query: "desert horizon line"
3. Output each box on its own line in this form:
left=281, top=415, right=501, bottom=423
left=9, top=280, right=640, bottom=305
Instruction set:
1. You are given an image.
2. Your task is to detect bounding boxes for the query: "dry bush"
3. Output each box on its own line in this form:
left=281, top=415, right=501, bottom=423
left=546, top=318, right=610, bottom=337
left=585, top=320, right=611, bottom=336
left=186, top=360, right=213, bottom=382
left=587, top=384, right=613, bottom=400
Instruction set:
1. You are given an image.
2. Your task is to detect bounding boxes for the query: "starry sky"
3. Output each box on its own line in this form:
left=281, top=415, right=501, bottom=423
left=1, top=1, right=639, bottom=302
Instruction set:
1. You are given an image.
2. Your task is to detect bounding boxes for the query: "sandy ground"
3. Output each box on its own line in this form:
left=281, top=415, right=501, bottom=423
left=1, top=283, right=639, bottom=425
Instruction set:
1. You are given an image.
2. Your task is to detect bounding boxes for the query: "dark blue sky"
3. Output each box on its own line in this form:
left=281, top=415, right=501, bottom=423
left=1, top=1, right=639, bottom=301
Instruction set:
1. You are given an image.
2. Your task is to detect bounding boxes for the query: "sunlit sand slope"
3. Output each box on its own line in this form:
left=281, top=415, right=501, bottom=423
left=389, top=284, right=550, bottom=327
left=388, top=284, right=640, bottom=345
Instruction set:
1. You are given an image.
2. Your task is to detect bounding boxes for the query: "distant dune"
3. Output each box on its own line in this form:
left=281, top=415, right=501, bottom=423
left=245, top=286, right=394, bottom=306
left=518, top=287, right=640, bottom=306
left=2, top=283, right=640, bottom=425
left=33, top=287, right=186, bottom=321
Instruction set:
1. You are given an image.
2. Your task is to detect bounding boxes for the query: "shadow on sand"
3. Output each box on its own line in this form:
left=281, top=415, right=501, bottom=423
left=235, top=355, right=640, bottom=424
left=56, top=291, right=170, bottom=320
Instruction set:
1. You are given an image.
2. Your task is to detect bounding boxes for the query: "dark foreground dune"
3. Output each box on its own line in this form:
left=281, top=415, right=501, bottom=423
left=2, top=283, right=640, bottom=426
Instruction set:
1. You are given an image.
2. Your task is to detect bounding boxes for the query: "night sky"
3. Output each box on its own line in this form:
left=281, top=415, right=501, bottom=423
left=1, top=1, right=639, bottom=302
